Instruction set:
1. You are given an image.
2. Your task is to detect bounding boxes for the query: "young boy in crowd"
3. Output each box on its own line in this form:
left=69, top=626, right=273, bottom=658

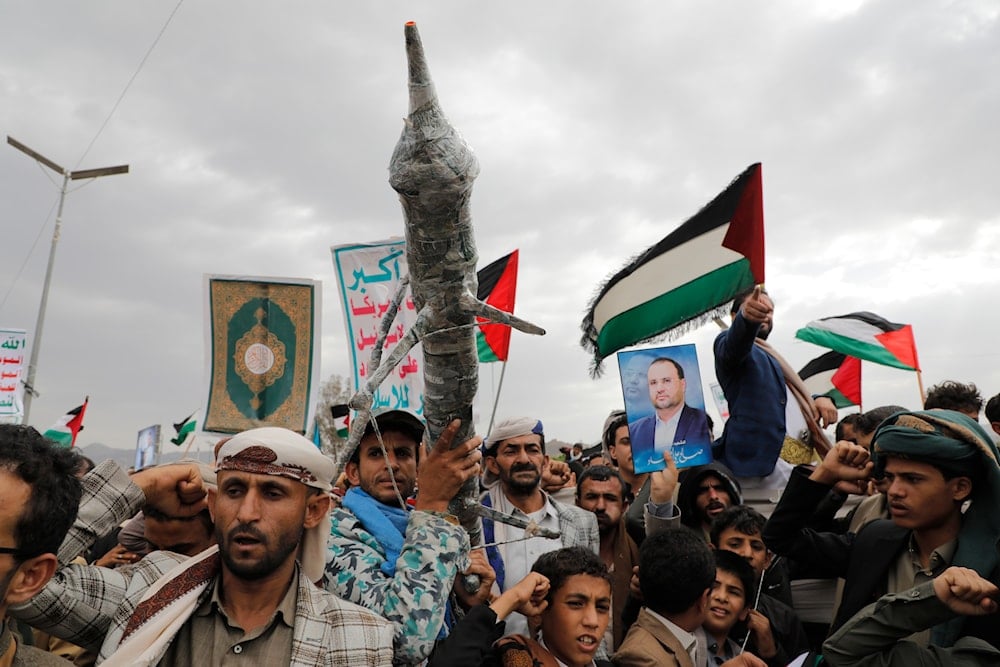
left=701, top=551, right=757, bottom=665
left=428, top=546, right=613, bottom=667
left=709, top=506, right=810, bottom=662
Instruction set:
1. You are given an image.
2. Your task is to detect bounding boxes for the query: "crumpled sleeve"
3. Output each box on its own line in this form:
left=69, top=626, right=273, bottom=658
left=325, top=508, right=471, bottom=665
left=822, top=581, right=1000, bottom=666
left=714, top=310, right=759, bottom=374
left=9, top=459, right=179, bottom=654
left=57, top=459, right=146, bottom=565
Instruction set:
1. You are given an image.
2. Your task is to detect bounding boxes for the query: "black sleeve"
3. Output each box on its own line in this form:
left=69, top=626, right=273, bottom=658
left=427, top=605, right=506, bottom=667
left=762, top=466, right=854, bottom=580
left=805, top=489, right=849, bottom=533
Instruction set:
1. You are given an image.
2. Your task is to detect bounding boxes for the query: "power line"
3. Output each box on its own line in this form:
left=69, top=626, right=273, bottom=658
left=76, top=0, right=187, bottom=168
left=0, top=193, right=58, bottom=314
left=2, top=1, right=186, bottom=312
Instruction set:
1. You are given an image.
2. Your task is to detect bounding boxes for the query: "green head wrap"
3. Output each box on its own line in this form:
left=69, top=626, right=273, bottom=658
left=872, top=408, right=1000, bottom=647
left=871, top=409, right=995, bottom=481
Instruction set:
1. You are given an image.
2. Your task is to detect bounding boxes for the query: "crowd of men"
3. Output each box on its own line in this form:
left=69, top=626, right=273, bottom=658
left=1, top=285, right=999, bottom=666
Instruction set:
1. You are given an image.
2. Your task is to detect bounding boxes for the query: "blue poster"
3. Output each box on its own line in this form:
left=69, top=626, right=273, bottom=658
left=618, top=343, right=712, bottom=473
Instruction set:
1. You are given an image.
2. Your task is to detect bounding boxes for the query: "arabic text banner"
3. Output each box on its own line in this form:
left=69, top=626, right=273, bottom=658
left=0, top=328, right=27, bottom=423
left=332, top=240, right=425, bottom=418
left=203, top=276, right=320, bottom=434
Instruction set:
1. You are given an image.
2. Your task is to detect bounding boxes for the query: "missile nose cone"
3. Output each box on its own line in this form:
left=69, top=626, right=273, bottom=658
left=404, top=22, right=436, bottom=115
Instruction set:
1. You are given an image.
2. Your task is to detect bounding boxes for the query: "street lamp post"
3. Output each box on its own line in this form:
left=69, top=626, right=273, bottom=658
left=6, top=136, right=128, bottom=424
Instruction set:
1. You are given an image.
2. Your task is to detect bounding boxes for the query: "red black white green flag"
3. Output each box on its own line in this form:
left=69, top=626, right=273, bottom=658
left=43, top=397, right=88, bottom=447
left=581, top=163, right=765, bottom=373
left=170, top=412, right=197, bottom=446
left=330, top=403, right=350, bottom=439
left=799, top=351, right=862, bottom=408
left=795, top=312, right=920, bottom=372
left=476, top=250, right=519, bottom=363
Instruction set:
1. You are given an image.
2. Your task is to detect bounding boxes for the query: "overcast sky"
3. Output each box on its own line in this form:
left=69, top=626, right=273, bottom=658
left=1, top=1, right=998, bottom=456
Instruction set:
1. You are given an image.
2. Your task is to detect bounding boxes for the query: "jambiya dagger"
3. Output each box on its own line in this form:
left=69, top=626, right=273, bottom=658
left=341, top=22, right=555, bottom=558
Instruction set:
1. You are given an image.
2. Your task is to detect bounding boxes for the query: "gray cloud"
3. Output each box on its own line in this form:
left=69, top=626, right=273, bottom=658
left=1, top=1, right=997, bottom=451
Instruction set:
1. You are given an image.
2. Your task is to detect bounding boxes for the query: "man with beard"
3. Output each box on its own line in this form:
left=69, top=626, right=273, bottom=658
left=676, top=463, right=742, bottom=540
left=13, top=428, right=395, bottom=666
left=481, top=416, right=598, bottom=637
left=714, top=286, right=837, bottom=479
left=575, top=465, right=639, bottom=650
left=628, top=358, right=710, bottom=457
left=326, top=410, right=487, bottom=665
left=603, top=410, right=650, bottom=545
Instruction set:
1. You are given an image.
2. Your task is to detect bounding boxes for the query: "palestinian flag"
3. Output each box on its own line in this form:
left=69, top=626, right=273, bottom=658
left=799, top=351, right=862, bottom=408
left=476, top=250, right=519, bottom=363
left=581, top=163, right=765, bottom=374
left=330, top=403, right=350, bottom=439
left=170, top=412, right=197, bottom=446
left=43, top=397, right=88, bottom=447
left=795, top=312, right=920, bottom=372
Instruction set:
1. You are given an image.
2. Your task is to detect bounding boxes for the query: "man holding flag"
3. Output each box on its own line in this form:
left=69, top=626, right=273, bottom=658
left=714, top=287, right=837, bottom=480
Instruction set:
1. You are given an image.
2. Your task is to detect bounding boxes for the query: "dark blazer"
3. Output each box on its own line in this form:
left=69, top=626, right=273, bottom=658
left=763, top=466, right=907, bottom=625
left=762, top=467, right=1000, bottom=648
left=628, top=405, right=709, bottom=451
left=713, top=310, right=788, bottom=477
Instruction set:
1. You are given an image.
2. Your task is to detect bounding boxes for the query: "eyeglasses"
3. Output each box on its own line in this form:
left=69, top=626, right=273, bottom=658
left=0, top=546, right=22, bottom=556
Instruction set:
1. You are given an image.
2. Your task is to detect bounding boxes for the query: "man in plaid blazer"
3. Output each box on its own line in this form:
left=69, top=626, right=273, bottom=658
left=480, top=416, right=599, bottom=638
left=13, top=428, right=394, bottom=667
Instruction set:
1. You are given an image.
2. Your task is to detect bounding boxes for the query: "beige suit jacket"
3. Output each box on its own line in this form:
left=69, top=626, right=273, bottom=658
left=612, top=608, right=694, bottom=667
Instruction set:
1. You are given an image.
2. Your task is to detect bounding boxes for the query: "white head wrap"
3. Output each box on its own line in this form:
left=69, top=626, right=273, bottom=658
left=215, top=427, right=334, bottom=582
left=483, top=416, right=545, bottom=486
left=485, top=416, right=544, bottom=454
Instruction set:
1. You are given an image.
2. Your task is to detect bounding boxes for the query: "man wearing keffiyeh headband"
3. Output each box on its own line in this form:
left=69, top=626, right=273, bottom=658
left=11, top=427, right=394, bottom=666
left=763, top=408, right=1000, bottom=651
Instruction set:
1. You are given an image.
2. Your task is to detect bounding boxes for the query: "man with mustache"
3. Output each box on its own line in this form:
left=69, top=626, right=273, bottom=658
left=326, top=409, right=486, bottom=665
left=13, top=427, right=395, bottom=666
left=481, top=416, right=599, bottom=637
left=764, top=409, right=1000, bottom=650
left=676, top=463, right=742, bottom=540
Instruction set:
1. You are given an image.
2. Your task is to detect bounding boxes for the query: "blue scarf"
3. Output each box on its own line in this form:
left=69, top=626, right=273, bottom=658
left=480, top=492, right=508, bottom=591
left=342, top=486, right=454, bottom=638
left=342, top=487, right=409, bottom=576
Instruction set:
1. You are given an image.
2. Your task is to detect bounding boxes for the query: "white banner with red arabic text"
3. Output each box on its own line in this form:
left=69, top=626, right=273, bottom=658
left=0, top=329, right=27, bottom=423
left=332, top=239, right=425, bottom=418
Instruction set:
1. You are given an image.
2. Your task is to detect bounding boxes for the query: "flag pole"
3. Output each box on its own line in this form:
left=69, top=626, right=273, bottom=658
left=181, top=432, right=197, bottom=458
left=859, top=363, right=863, bottom=413
left=486, top=360, right=508, bottom=437
left=916, top=369, right=926, bottom=406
